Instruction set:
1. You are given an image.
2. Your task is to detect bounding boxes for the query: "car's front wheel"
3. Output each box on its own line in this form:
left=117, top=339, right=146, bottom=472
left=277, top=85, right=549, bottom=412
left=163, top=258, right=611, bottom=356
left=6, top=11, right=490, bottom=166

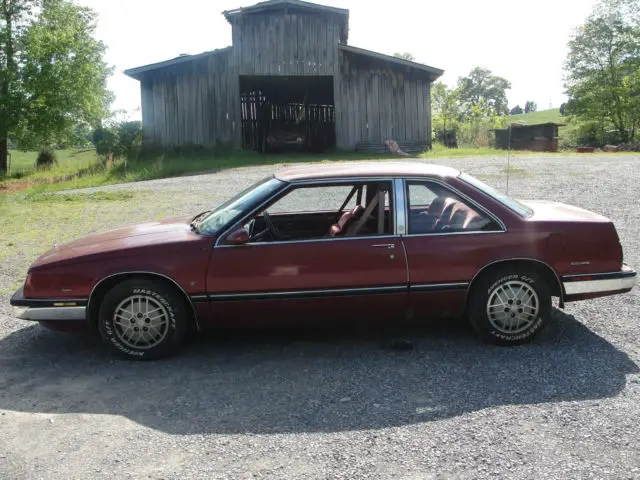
left=97, top=278, right=188, bottom=360
left=468, top=267, right=551, bottom=345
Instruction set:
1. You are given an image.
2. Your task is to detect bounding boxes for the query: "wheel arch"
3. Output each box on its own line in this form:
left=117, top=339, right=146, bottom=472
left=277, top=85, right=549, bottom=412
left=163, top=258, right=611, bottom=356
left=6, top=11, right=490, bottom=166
left=466, top=258, right=564, bottom=309
left=87, top=272, right=199, bottom=331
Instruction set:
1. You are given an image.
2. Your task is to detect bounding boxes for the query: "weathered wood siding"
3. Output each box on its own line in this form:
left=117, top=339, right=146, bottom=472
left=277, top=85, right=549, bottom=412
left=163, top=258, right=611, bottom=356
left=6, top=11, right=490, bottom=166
left=140, top=50, right=239, bottom=148
left=336, top=52, right=432, bottom=150
left=230, top=13, right=341, bottom=76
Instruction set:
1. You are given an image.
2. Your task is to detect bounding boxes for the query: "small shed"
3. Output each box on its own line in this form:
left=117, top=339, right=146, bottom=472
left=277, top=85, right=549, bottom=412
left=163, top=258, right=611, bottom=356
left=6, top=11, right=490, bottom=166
left=124, top=0, right=443, bottom=153
left=493, top=123, right=567, bottom=152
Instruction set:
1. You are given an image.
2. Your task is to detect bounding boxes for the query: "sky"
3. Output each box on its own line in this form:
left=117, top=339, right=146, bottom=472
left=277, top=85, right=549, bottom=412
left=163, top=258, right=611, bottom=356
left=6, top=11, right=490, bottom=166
left=80, top=0, right=599, bottom=119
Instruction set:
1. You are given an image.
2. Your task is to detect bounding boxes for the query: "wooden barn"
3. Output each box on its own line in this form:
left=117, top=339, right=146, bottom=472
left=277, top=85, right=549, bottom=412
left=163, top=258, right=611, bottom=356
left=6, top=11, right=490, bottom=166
left=124, top=0, right=444, bottom=153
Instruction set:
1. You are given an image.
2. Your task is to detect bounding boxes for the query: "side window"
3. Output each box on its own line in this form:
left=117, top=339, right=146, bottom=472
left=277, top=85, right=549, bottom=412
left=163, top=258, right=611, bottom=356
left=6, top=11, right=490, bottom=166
left=243, top=182, right=393, bottom=243
left=268, top=185, right=354, bottom=214
left=406, top=181, right=500, bottom=234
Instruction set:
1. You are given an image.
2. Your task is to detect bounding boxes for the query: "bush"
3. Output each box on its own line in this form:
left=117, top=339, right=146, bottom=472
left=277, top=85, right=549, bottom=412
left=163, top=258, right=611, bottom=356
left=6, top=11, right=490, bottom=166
left=118, top=121, right=142, bottom=159
left=93, top=121, right=142, bottom=161
left=35, top=148, right=58, bottom=169
left=574, top=121, right=601, bottom=147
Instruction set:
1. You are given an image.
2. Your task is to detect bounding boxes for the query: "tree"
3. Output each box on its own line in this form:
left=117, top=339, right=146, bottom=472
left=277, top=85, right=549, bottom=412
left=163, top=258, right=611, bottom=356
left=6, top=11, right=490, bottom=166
left=560, top=102, right=568, bottom=115
left=565, top=0, right=640, bottom=142
left=524, top=101, right=538, bottom=113
left=510, top=105, right=524, bottom=115
left=457, top=67, right=511, bottom=117
left=0, top=0, right=112, bottom=174
left=430, top=81, right=460, bottom=132
left=393, top=52, right=416, bottom=62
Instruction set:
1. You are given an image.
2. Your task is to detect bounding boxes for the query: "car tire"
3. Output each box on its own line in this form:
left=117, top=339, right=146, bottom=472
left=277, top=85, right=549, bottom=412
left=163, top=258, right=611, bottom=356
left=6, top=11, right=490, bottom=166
left=468, top=267, right=551, bottom=346
left=97, top=278, right=188, bottom=360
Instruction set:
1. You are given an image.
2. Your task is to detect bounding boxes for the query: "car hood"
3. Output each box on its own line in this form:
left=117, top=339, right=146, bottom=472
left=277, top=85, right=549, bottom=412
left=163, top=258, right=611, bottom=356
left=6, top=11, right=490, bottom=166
left=521, top=200, right=611, bottom=223
left=31, top=216, right=196, bottom=269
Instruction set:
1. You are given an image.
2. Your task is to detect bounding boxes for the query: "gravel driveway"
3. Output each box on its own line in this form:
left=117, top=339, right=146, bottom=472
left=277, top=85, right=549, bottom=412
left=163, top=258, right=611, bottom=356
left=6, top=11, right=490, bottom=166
left=0, top=155, right=639, bottom=479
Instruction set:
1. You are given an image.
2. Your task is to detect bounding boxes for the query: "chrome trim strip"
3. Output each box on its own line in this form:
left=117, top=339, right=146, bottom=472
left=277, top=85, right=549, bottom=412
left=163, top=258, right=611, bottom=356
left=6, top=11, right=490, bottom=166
left=215, top=234, right=400, bottom=248
left=562, top=268, right=637, bottom=281
left=563, top=276, right=636, bottom=295
left=402, top=177, right=507, bottom=235
left=14, top=306, right=86, bottom=322
left=209, top=285, right=407, bottom=301
left=87, top=271, right=200, bottom=330
left=393, top=178, right=407, bottom=235
left=190, top=295, right=209, bottom=302
left=400, top=230, right=505, bottom=238
left=411, top=282, right=469, bottom=292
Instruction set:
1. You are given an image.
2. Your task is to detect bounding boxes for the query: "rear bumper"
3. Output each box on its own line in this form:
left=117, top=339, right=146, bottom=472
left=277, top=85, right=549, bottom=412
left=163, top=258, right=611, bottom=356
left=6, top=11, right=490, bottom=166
left=10, top=286, right=87, bottom=322
left=562, top=265, right=637, bottom=296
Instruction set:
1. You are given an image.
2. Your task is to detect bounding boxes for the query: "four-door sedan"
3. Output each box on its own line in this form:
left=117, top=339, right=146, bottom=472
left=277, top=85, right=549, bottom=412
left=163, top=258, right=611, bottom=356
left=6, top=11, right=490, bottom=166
left=10, top=162, right=637, bottom=360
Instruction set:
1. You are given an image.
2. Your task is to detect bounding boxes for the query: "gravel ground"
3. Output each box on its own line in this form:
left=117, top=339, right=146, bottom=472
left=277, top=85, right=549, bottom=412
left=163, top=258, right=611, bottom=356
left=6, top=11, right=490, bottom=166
left=0, top=154, right=639, bottom=479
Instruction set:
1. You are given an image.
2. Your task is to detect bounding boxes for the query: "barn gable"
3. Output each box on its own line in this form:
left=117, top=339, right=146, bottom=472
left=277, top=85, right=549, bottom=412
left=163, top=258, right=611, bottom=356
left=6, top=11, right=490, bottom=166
left=124, top=0, right=443, bottom=152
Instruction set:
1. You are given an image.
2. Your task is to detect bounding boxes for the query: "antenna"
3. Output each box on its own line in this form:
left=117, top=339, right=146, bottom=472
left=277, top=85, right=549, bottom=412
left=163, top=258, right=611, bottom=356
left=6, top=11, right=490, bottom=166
left=506, top=122, right=512, bottom=195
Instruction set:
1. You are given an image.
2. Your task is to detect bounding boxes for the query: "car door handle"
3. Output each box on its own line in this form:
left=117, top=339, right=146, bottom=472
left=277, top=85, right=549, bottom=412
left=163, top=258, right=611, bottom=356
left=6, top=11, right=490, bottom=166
left=371, top=243, right=395, bottom=249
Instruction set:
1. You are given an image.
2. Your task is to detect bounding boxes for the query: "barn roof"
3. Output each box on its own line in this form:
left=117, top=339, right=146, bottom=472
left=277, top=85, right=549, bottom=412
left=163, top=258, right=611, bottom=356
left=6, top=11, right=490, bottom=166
left=339, top=44, right=444, bottom=80
left=124, top=47, right=232, bottom=80
left=223, top=0, right=349, bottom=22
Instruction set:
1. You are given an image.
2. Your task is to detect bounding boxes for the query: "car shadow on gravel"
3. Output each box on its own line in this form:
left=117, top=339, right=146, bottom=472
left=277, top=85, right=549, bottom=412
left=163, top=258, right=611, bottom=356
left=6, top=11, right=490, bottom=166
left=0, top=309, right=637, bottom=434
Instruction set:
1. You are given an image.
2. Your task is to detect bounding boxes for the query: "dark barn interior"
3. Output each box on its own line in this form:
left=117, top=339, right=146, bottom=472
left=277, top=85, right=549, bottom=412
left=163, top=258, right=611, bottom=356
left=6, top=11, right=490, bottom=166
left=240, top=75, right=336, bottom=153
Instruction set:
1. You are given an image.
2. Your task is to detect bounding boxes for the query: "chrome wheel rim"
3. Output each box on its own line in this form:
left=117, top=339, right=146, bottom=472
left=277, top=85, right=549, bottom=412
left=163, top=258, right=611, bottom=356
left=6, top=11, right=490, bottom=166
left=112, top=295, right=169, bottom=350
left=487, top=280, right=539, bottom=335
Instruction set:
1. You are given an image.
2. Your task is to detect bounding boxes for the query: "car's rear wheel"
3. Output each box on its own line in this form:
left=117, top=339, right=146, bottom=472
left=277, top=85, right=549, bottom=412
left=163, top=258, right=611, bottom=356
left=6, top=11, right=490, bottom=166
left=97, top=278, right=188, bottom=360
left=468, top=267, right=551, bottom=345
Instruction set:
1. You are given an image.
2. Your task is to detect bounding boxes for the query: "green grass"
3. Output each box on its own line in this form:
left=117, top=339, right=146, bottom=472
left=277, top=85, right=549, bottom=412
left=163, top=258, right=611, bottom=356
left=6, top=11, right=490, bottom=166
left=2, top=141, right=636, bottom=196
left=0, top=190, right=153, bottom=295
left=510, top=108, right=565, bottom=125
left=6, top=149, right=100, bottom=179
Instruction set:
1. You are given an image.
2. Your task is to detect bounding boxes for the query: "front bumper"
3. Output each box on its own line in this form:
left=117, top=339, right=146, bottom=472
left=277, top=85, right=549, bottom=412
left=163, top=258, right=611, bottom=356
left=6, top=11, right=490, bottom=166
left=562, top=265, right=637, bottom=296
left=10, top=286, right=87, bottom=322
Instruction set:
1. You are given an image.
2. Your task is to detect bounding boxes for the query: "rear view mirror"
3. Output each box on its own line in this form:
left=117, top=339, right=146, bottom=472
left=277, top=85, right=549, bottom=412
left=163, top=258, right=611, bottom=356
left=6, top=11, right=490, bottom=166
left=226, top=227, right=249, bottom=245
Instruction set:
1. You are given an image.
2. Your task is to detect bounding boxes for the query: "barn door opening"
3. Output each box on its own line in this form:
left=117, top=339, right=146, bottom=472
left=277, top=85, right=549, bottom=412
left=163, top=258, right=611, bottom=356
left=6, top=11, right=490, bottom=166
left=240, top=75, right=336, bottom=153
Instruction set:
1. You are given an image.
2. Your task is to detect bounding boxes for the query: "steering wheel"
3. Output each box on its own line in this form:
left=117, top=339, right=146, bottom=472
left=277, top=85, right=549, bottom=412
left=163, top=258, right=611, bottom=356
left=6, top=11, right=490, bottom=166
left=252, top=210, right=284, bottom=242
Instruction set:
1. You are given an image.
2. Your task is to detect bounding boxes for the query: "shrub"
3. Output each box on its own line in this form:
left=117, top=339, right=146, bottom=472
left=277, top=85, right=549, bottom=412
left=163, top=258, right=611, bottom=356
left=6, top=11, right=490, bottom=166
left=35, top=148, right=58, bottom=169
left=574, top=121, right=601, bottom=147
left=93, top=127, right=120, bottom=159
left=118, top=121, right=142, bottom=159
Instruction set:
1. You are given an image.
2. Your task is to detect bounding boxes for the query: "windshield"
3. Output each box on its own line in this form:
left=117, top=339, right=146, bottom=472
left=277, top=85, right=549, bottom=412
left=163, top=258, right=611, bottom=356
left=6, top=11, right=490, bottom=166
left=458, top=172, right=533, bottom=218
left=198, top=177, right=284, bottom=235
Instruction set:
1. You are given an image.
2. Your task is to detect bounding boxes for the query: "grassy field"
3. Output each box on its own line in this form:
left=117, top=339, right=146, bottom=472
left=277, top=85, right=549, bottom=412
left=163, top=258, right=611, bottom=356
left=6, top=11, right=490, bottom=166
left=510, top=108, right=564, bottom=125
left=7, top=149, right=99, bottom=178
left=509, top=108, right=575, bottom=146
left=1, top=146, right=540, bottom=194
left=2, top=141, right=632, bottom=195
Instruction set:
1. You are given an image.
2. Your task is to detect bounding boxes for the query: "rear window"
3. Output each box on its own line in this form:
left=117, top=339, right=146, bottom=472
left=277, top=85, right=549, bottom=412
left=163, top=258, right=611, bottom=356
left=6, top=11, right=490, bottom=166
left=458, top=173, right=533, bottom=218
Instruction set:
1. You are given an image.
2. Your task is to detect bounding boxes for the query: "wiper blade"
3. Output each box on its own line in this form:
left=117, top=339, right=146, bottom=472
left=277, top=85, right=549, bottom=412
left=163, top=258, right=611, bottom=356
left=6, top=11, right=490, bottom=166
left=189, top=210, right=211, bottom=233
left=191, top=210, right=211, bottom=222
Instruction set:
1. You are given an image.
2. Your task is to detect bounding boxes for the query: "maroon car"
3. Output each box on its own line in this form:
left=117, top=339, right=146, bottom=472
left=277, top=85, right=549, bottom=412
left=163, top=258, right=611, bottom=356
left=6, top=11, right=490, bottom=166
left=10, top=162, right=637, bottom=360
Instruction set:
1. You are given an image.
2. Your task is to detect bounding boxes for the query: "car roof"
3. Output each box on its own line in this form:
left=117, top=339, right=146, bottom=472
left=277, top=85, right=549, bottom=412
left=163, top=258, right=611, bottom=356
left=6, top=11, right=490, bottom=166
left=274, top=161, right=460, bottom=182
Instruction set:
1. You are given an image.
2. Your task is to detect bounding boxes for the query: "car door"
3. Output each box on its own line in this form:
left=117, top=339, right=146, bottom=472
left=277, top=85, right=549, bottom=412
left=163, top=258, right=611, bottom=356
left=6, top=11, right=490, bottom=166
left=205, top=180, right=409, bottom=327
left=400, top=178, right=507, bottom=320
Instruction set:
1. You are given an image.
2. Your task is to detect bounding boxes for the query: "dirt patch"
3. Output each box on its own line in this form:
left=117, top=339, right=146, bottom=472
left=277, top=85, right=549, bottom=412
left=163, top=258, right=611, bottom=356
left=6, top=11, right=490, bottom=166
left=0, top=182, right=33, bottom=194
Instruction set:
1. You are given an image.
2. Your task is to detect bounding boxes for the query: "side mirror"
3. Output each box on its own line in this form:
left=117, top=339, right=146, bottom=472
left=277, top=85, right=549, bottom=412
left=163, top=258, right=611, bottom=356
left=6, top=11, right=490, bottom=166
left=226, top=227, right=249, bottom=245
